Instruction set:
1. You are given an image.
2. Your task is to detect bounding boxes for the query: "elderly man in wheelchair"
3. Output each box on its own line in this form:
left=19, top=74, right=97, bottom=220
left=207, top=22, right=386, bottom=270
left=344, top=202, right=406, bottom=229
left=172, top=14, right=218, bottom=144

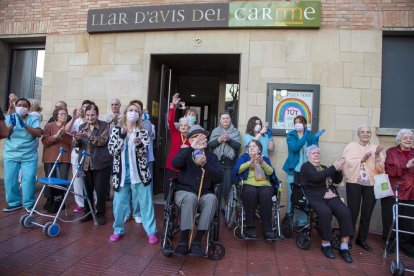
left=231, top=140, right=281, bottom=241
left=162, top=125, right=224, bottom=257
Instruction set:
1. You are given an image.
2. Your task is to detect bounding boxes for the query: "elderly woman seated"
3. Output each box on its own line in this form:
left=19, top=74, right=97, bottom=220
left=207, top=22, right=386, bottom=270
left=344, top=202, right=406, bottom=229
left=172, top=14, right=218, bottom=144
left=300, top=145, right=354, bottom=263
left=233, top=140, right=277, bottom=240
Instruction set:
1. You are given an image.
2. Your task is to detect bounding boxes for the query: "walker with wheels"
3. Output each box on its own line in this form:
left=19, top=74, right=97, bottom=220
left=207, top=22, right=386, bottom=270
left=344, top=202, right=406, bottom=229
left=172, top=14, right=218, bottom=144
left=384, top=184, right=414, bottom=276
left=20, top=148, right=97, bottom=237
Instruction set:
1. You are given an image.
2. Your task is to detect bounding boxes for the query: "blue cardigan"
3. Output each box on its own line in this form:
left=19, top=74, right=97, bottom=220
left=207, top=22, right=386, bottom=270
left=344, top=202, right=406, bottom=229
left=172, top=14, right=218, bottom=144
left=282, top=129, right=319, bottom=175
left=233, top=152, right=280, bottom=188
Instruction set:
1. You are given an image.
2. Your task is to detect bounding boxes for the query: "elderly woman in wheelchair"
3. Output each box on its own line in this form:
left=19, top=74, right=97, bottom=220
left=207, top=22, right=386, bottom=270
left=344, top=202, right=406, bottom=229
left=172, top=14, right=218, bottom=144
left=300, top=145, right=354, bottom=263
left=232, top=140, right=280, bottom=241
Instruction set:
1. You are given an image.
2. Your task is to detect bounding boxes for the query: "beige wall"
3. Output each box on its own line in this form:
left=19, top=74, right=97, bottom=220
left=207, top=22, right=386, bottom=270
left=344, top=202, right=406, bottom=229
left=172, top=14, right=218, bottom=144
left=1, top=28, right=393, bottom=233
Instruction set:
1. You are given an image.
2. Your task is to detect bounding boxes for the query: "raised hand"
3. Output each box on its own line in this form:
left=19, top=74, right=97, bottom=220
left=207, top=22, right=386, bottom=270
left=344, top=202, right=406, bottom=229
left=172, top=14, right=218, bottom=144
left=10, top=114, right=16, bottom=126
left=361, top=151, right=373, bottom=162
left=407, top=158, right=414, bottom=169
left=133, top=136, right=142, bottom=145
left=375, top=145, right=384, bottom=156
left=73, top=108, right=80, bottom=119
left=121, top=127, right=127, bottom=135
left=191, top=134, right=207, bottom=150
left=334, top=157, right=345, bottom=171
left=172, top=93, right=181, bottom=106
left=315, top=129, right=326, bottom=138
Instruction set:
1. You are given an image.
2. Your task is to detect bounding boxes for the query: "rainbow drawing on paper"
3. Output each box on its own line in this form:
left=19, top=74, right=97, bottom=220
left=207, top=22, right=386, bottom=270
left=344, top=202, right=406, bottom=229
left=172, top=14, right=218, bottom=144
left=274, top=98, right=312, bottom=124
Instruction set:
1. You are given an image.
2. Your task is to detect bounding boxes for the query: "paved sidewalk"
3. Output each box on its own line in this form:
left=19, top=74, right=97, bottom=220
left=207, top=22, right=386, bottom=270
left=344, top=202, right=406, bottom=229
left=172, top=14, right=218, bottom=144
left=0, top=184, right=412, bottom=275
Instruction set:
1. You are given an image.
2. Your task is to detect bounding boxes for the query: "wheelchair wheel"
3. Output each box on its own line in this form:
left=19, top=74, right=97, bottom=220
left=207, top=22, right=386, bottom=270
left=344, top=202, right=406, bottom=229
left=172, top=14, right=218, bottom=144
left=331, top=228, right=341, bottom=250
left=161, top=237, right=174, bottom=257
left=43, top=222, right=53, bottom=236
left=233, top=225, right=244, bottom=240
left=391, top=260, right=405, bottom=276
left=282, top=214, right=293, bottom=238
left=225, top=186, right=237, bottom=228
left=296, top=231, right=311, bottom=250
left=208, top=241, right=225, bottom=260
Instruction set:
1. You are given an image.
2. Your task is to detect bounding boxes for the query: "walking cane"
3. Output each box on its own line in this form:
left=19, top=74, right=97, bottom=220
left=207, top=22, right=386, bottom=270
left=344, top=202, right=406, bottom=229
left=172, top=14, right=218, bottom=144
left=188, top=167, right=206, bottom=250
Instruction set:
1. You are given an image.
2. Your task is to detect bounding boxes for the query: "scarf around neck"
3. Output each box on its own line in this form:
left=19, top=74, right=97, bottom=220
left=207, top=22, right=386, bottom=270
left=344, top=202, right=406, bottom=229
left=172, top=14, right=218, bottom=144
left=210, top=124, right=240, bottom=160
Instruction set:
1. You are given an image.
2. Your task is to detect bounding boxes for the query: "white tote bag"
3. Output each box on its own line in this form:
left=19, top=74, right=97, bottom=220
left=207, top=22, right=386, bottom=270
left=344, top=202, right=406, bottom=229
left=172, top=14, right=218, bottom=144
left=374, top=172, right=394, bottom=199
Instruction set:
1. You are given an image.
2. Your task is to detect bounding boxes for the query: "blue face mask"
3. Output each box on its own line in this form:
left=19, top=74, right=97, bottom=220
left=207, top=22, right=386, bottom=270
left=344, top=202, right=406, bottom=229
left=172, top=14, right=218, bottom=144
left=187, top=115, right=196, bottom=125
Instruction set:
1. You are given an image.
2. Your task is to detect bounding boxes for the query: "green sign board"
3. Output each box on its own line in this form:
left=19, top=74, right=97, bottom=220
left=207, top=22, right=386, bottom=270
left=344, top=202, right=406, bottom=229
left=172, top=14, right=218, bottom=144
left=229, top=1, right=321, bottom=28
left=87, top=1, right=321, bottom=33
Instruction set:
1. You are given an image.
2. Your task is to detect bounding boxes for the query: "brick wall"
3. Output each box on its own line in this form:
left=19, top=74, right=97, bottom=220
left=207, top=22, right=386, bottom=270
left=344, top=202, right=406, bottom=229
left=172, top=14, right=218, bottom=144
left=0, top=0, right=413, bottom=36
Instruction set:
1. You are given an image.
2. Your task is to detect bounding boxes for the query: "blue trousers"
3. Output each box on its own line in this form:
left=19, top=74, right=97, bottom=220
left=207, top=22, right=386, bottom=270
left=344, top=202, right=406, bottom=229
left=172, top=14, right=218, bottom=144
left=124, top=162, right=153, bottom=219
left=113, top=179, right=157, bottom=235
left=287, top=174, right=308, bottom=226
left=4, top=159, right=37, bottom=208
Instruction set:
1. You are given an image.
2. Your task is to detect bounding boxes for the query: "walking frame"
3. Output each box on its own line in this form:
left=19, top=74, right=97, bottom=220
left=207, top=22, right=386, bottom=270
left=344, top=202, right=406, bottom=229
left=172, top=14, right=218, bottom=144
left=384, top=184, right=414, bottom=275
left=20, top=147, right=97, bottom=237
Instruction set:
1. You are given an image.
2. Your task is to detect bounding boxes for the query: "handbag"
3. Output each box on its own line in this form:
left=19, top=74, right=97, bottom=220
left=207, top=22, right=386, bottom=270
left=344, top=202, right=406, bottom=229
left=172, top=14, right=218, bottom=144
left=374, top=170, right=394, bottom=199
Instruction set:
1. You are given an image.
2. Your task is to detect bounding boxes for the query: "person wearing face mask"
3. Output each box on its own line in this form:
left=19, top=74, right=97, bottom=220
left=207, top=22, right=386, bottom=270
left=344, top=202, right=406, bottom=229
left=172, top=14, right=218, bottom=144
left=164, top=93, right=191, bottom=199
left=185, top=108, right=197, bottom=126
left=3, top=98, right=42, bottom=212
left=73, top=104, right=112, bottom=225
left=108, top=104, right=158, bottom=244
left=243, top=116, right=274, bottom=158
left=65, top=100, right=93, bottom=213
left=282, top=115, right=325, bottom=227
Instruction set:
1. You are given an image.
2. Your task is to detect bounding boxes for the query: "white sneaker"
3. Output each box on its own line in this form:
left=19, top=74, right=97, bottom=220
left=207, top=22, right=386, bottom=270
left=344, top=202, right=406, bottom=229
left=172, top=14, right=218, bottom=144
left=134, top=216, right=142, bottom=224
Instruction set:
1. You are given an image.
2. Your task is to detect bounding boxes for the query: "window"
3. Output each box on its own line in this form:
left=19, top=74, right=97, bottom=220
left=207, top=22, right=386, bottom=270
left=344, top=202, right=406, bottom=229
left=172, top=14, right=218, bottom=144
left=380, top=33, right=414, bottom=129
left=8, top=46, right=45, bottom=103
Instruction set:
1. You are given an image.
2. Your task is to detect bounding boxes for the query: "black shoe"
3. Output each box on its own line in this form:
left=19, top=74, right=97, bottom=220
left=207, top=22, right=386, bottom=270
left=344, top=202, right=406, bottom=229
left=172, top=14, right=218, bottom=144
left=3, top=204, right=23, bottom=212
left=264, top=231, right=277, bottom=240
left=174, top=242, right=188, bottom=256
left=189, top=241, right=204, bottom=256
left=245, top=227, right=258, bottom=239
left=356, top=240, right=372, bottom=252
left=79, top=214, right=93, bottom=223
left=321, top=245, right=336, bottom=259
left=97, top=216, right=107, bottom=225
left=339, top=249, right=353, bottom=263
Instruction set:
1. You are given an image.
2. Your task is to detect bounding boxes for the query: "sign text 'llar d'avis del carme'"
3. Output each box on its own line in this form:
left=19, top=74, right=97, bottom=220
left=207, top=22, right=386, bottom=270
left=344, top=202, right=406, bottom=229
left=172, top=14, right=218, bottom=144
left=87, top=1, right=321, bottom=33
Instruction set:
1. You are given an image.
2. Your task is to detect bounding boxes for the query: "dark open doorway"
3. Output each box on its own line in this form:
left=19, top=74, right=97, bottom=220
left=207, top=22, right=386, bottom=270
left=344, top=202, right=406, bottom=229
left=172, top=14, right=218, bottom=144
left=147, top=54, right=240, bottom=194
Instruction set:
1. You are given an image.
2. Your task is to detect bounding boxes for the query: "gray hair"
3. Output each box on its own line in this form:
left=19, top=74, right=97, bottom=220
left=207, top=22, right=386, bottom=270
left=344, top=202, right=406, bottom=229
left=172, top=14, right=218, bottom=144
left=357, top=124, right=371, bottom=134
left=306, top=145, right=320, bottom=158
left=396, top=129, right=414, bottom=144
left=111, top=98, right=121, bottom=105
left=179, top=116, right=189, bottom=125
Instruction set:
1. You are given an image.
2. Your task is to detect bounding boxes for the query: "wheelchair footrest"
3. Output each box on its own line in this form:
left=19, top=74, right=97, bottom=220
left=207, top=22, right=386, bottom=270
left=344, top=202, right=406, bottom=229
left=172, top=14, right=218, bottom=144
left=244, top=236, right=259, bottom=241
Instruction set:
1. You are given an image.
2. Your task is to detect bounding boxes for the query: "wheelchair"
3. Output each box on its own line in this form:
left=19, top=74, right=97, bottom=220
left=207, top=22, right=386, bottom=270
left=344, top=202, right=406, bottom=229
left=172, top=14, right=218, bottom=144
left=226, top=178, right=283, bottom=242
left=160, top=178, right=225, bottom=260
left=281, top=180, right=341, bottom=250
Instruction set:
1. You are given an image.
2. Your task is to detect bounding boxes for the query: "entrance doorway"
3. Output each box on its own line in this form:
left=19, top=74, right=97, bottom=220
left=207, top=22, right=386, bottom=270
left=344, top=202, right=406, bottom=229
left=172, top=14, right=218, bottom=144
left=147, top=54, right=240, bottom=194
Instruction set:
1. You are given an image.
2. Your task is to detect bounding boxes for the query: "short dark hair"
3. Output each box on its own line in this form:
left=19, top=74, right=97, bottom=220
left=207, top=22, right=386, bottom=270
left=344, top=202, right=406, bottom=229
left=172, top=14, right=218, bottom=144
left=82, top=100, right=93, bottom=106
left=219, top=112, right=231, bottom=119
left=294, top=115, right=307, bottom=127
left=248, top=139, right=263, bottom=154
left=246, top=116, right=261, bottom=136
left=15, top=98, right=31, bottom=109
left=85, top=104, right=99, bottom=116
left=53, top=106, right=68, bottom=121
left=130, top=100, right=143, bottom=110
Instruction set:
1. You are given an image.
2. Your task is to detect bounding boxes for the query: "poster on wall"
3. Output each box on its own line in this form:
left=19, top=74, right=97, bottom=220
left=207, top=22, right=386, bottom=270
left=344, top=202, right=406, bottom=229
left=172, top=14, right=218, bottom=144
left=266, top=83, right=320, bottom=136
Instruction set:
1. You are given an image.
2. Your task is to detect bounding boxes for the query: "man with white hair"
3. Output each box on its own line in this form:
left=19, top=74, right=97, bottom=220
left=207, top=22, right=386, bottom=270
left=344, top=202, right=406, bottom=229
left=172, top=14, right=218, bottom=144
left=102, top=98, right=122, bottom=129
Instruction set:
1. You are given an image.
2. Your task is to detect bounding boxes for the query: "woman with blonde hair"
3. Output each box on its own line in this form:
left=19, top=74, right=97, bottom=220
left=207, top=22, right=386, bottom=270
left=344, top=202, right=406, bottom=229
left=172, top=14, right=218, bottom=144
left=108, top=103, right=157, bottom=244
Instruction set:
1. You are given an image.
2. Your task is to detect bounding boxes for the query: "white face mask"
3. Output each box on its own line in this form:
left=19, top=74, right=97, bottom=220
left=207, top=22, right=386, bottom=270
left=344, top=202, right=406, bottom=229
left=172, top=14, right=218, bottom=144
left=187, top=115, right=196, bottom=125
left=254, top=124, right=262, bottom=133
left=126, top=111, right=139, bottom=123
left=294, top=123, right=304, bottom=132
left=15, top=106, right=29, bottom=116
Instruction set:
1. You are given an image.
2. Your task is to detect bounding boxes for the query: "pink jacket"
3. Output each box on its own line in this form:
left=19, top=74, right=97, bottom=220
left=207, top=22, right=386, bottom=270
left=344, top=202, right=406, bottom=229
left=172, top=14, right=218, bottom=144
left=343, top=141, right=384, bottom=185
